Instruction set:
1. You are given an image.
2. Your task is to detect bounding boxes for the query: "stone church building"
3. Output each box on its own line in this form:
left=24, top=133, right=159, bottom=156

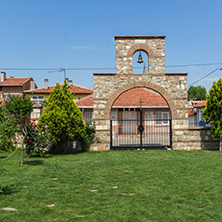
left=91, top=36, right=218, bottom=151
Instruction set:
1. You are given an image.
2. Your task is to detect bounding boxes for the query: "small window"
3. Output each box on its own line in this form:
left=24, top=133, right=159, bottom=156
left=155, top=112, right=170, bottom=125
left=85, top=112, right=93, bottom=121
left=32, top=96, right=44, bottom=105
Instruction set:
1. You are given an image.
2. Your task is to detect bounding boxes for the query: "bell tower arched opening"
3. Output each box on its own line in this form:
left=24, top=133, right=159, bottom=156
left=133, top=51, right=149, bottom=74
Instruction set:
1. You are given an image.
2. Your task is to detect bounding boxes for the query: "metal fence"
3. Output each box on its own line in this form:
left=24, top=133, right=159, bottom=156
left=110, top=119, right=172, bottom=150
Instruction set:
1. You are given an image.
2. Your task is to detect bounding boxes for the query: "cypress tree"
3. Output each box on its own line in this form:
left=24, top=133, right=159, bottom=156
left=39, top=81, right=85, bottom=153
left=202, top=78, right=222, bottom=151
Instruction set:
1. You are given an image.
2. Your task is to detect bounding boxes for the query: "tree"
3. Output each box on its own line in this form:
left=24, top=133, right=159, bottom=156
left=0, top=106, right=19, bottom=151
left=202, top=78, right=222, bottom=151
left=5, top=95, right=33, bottom=165
left=39, top=80, right=85, bottom=153
left=188, top=85, right=207, bottom=101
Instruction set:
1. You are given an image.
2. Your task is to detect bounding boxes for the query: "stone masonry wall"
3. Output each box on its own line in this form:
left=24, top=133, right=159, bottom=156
left=173, top=128, right=219, bottom=150
left=115, top=36, right=165, bottom=74
left=91, top=35, right=216, bottom=151
left=92, top=73, right=188, bottom=151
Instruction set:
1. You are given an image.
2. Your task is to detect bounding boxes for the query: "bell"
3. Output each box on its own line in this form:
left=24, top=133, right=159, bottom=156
left=137, top=52, right=143, bottom=64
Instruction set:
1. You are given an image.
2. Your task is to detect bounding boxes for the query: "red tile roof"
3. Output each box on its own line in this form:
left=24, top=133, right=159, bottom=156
left=24, top=84, right=93, bottom=94
left=113, top=88, right=168, bottom=107
left=188, top=108, right=196, bottom=116
left=0, top=77, right=32, bottom=86
left=76, top=94, right=93, bottom=107
left=194, top=101, right=206, bottom=108
left=76, top=88, right=168, bottom=108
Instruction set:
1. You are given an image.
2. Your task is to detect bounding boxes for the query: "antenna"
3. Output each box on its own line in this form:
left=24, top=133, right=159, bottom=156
left=48, top=68, right=66, bottom=80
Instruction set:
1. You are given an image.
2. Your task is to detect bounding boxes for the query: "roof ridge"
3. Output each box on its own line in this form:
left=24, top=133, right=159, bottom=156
left=70, top=84, right=93, bottom=91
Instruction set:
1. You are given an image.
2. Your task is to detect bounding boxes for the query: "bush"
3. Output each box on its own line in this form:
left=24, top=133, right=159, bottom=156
left=80, top=120, right=96, bottom=151
left=21, top=119, right=50, bottom=157
left=0, top=106, right=19, bottom=151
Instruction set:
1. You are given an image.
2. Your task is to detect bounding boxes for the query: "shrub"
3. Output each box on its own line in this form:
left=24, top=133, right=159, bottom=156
left=21, top=119, right=50, bottom=157
left=39, top=81, right=85, bottom=153
left=0, top=106, right=19, bottom=151
left=80, top=120, right=96, bottom=151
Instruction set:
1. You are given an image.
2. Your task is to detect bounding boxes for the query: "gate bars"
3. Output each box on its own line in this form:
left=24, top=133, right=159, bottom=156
left=110, top=118, right=172, bottom=150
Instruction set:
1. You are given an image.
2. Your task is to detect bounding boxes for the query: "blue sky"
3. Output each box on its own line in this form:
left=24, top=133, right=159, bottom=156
left=0, top=0, right=222, bottom=91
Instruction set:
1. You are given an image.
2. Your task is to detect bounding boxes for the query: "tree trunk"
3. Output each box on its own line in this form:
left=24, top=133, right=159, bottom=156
left=21, top=140, right=24, bottom=166
left=220, top=136, right=222, bottom=151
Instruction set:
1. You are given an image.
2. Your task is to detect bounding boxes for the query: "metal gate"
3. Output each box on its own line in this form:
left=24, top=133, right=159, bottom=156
left=110, top=118, right=172, bottom=150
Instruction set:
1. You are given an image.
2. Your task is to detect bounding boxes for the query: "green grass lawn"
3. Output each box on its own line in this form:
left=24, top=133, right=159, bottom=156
left=0, top=150, right=222, bottom=222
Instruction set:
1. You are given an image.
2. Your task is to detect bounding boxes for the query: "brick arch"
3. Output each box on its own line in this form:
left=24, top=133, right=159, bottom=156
left=127, top=44, right=155, bottom=58
left=104, top=81, right=177, bottom=119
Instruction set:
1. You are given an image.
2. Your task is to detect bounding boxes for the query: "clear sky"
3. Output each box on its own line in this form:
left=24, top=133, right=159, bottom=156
left=0, top=0, right=221, bottom=91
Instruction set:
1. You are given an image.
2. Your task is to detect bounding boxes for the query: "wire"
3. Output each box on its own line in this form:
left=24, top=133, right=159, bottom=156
left=166, top=62, right=222, bottom=68
left=188, top=68, right=222, bottom=87
left=0, top=62, right=222, bottom=71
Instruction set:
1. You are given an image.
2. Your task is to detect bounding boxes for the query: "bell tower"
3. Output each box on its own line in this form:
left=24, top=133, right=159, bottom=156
left=115, top=36, right=165, bottom=74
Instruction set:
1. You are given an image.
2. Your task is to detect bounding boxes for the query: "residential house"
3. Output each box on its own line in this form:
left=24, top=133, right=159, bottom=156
left=188, top=100, right=210, bottom=127
left=24, top=79, right=93, bottom=120
left=0, top=72, right=37, bottom=104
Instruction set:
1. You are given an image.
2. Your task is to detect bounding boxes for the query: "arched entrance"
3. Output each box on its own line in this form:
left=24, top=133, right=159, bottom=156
left=92, top=36, right=188, bottom=151
left=109, top=87, right=172, bottom=150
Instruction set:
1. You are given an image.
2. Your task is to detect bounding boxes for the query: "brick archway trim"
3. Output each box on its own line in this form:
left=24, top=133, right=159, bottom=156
left=104, top=81, right=177, bottom=119
left=127, top=44, right=155, bottom=58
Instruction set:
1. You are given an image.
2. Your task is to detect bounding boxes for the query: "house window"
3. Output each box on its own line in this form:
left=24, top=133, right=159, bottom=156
left=3, top=95, right=10, bottom=100
left=85, top=112, right=93, bottom=121
left=156, top=112, right=170, bottom=125
left=32, top=96, right=44, bottom=105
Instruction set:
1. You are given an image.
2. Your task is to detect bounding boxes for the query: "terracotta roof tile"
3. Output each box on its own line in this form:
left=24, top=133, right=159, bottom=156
left=76, top=94, right=93, bottom=107
left=188, top=108, right=196, bottom=116
left=0, top=77, right=32, bottom=86
left=194, top=101, right=206, bottom=108
left=76, top=88, right=168, bottom=108
left=113, top=88, right=168, bottom=107
left=24, top=84, right=93, bottom=94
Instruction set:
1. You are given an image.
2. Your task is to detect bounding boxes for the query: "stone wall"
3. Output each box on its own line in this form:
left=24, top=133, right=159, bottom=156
left=115, top=36, right=165, bottom=74
left=173, top=127, right=219, bottom=150
left=92, top=73, right=188, bottom=150
left=92, top=35, right=217, bottom=151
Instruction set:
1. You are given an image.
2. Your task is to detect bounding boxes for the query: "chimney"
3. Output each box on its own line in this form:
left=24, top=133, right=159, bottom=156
left=44, top=79, right=48, bottom=89
left=30, top=81, right=35, bottom=90
left=68, top=80, right=73, bottom=86
left=1, top=72, right=6, bottom=82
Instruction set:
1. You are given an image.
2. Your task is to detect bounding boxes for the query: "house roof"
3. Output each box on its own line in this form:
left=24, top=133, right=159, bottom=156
left=188, top=108, right=196, bottom=116
left=113, top=88, right=168, bottom=107
left=76, top=88, right=169, bottom=108
left=194, top=101, right=206, bottom=108
left=188, top=101, right=207, bottom=116
left=75, top=94, right=93, bottom=108
left=0, top=77, right=32, bottom=86
left=24, top=84, right=93, bottom=94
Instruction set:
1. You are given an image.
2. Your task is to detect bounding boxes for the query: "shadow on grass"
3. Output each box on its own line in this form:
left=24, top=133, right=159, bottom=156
left=23, top=160, right=44, bottom=165
left=0, top=185, right=18, bottom=196
left=31, top=154, right=53, bottom=158
left=0, top=155, right=8, bottom=159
